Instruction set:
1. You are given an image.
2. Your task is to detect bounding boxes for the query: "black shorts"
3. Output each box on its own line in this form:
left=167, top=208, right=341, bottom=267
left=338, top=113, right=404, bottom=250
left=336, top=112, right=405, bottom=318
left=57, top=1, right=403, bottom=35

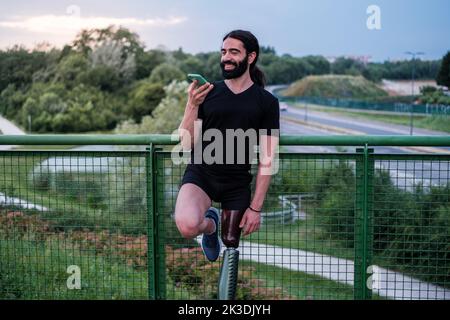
left=180, top=164, right=252, bottom=211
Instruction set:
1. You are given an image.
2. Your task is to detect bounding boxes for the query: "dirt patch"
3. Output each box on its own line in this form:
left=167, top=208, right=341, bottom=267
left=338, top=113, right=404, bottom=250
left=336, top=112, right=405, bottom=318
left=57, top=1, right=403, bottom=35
left=0, top=210, right=51, bottom=240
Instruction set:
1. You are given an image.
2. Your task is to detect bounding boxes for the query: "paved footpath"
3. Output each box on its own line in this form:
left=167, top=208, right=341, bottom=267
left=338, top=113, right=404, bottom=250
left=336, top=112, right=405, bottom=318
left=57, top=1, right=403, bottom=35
left=0, top=115, right=26, bottom=150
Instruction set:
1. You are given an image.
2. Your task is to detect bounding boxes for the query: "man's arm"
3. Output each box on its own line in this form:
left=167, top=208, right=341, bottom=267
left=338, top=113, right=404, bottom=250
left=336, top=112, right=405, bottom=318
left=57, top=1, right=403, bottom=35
left=178, top=104, right=201, bottom=151
left=178, top=81, right=214, bottom=151
left=240, top=134, right=279, bottom=236
left=250, top=134, right=279, bottom=210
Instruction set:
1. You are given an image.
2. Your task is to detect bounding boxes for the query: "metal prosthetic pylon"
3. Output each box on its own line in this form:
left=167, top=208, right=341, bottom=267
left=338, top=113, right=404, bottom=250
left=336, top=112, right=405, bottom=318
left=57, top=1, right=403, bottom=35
left=218, top=248, right=239, bottom=300
left=218, top=209, right=245, bottom=300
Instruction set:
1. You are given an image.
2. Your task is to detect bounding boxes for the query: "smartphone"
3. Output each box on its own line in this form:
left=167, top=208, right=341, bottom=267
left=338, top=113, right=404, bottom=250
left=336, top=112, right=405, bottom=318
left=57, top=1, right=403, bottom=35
left=187, top=73, right=209, bottom=86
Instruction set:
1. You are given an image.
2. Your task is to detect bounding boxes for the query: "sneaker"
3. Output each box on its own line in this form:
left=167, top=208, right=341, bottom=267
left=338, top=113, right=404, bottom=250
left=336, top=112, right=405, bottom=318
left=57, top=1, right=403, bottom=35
left=201, top=207, right=221, bottom=262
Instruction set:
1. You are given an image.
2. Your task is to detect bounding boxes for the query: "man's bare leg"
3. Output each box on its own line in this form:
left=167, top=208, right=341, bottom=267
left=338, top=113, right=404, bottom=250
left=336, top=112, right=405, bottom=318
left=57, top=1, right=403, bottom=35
left=175, top=183, right=214, bottom=239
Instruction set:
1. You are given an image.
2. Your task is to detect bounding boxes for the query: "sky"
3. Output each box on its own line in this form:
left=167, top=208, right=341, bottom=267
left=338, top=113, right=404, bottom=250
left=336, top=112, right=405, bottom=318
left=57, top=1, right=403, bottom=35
left=0, top=0, right=448, bottom=62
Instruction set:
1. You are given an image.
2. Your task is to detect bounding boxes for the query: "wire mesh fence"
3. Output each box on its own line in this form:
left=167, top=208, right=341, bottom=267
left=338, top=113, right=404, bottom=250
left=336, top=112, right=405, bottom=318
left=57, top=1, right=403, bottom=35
left=160, top=152, right=360, bottom=300
left=0, top=150, right=150, bottom=299
left=0, top=140, right=449, bottom=300
left=371, top=154, right=450, bottom=300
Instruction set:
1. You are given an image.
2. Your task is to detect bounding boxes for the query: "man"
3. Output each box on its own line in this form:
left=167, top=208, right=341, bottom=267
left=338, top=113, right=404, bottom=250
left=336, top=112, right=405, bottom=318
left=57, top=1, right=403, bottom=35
left=175, top=30, right=280, bottom=262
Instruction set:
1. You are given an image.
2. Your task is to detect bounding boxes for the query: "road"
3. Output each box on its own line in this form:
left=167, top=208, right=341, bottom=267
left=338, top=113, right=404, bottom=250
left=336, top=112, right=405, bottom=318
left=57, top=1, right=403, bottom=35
left=0, top=115, right=26, bottom=150
left=279, top=106, right=450, bottom=189
left=265, top=81, right=449, bottom=189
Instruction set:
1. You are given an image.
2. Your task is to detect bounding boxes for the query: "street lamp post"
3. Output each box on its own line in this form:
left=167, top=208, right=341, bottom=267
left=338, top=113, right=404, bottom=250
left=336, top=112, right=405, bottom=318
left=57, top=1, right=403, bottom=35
left=404, top=51, right=425, bottom=135
left=304, top=104, right=308, bottom=122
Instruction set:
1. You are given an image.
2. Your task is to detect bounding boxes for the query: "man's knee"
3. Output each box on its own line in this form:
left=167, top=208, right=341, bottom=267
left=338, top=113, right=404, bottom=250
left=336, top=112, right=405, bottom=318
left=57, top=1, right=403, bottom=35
left=175, top=213, right=202, bottom=239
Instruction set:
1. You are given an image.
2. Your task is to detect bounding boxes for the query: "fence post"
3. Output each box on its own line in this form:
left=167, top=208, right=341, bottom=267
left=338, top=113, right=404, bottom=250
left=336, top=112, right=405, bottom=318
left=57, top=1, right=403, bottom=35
left=355, top=145, right=374, bottom=299
left=153, top=146, right=166, bottom=299
left=146, top=144, right=156, bottom=299
left=146, top=144, right=166, bottom=300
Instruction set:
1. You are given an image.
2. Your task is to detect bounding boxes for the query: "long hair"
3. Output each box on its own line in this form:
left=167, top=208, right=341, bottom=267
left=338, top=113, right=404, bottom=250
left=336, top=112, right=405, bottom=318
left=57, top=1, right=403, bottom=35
left=223, top=30, right=266, bottom=88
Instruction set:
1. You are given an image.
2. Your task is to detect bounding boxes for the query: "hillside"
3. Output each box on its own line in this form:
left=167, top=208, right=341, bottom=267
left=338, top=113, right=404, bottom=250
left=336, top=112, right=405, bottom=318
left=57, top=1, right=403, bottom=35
left=281, top=75, right=389, bottom=99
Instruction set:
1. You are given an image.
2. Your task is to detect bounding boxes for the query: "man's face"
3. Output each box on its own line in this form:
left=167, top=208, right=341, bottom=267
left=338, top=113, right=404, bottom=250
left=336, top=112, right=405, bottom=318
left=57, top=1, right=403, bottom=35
left=220, top=37, right=249, bottom=79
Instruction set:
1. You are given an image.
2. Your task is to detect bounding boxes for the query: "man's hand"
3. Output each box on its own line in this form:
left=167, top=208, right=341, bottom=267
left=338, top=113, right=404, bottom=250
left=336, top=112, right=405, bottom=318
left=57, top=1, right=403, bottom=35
left=187, top=80, right=214, bottom=108
left=239, top=208, right=261, bottom=237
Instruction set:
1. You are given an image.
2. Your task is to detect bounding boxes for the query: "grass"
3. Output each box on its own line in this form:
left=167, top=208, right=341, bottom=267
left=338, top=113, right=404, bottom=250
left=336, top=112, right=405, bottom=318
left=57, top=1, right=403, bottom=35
left=0, top=205, right=364, bottom=300
left=0, top=236, right=360, bottom=300
left=0, top=239, right=148, bottom=299
left=292, top=103, right=450, bottom=133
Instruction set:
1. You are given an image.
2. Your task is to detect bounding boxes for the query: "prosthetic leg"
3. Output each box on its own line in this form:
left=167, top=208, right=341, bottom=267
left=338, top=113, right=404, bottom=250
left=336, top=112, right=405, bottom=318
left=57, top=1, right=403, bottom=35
left=218, top=209, right=245, bottom=300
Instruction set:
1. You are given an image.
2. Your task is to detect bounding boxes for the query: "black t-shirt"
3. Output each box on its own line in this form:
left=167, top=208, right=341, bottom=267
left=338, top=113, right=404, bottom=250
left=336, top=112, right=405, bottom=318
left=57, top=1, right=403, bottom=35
left=188, top=80, right=280, bottom=179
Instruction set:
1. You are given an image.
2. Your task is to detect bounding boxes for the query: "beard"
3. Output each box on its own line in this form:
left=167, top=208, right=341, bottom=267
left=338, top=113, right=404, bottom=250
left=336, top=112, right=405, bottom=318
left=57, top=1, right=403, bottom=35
left=220, top=55, right=249, bottom=79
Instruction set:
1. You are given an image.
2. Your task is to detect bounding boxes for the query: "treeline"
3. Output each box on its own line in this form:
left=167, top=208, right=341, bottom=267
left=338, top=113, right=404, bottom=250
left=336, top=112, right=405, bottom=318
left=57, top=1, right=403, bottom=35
left=0, top=26, right=169, bottom=132
left=333, top=58, right=441, bottom=83
left=0, top=25, right=444, bottom=133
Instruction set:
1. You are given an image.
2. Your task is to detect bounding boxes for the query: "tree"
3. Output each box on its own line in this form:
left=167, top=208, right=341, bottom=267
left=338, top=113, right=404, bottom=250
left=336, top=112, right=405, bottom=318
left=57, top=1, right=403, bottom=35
left=55, top=53, right=88, bottom=88
left=72, top=26, right=143, bottom=83
left=80, top=65, right=121, bottom=92
left=116, top=80, right=188, bottom=134
left=0, top=46, right=47, bottom=92
left=265, top=57, right=311, bottom=84
left=135, top=49, right=167, bottom=80
left=303, top=55, right=330, bottom=75
left=179, top=56, right=205, bottom=75
left=148, top=63, right=185, bottom=85
left=72, top=25, right=143, bottom=58
left=0, top=84, right=26, bottom=119
left=331, top=57, right=364, bottom=76
left=17, top=81, right=121, bottom=133
left=204, top=52, right=222, bottom=82
left=436, top=51, right=450, bottom=88
left=362, top=63, right=384, bottom=82
left=260, top=46, right=276, bottom=55
left=88, top=40, right=136, bottom=83
left=127, top=81, right=165, bottom=122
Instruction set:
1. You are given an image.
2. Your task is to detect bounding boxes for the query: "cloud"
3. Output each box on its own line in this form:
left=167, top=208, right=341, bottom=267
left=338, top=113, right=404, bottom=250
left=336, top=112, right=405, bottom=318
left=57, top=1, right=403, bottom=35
left=0, top=13, right=187, bottom=35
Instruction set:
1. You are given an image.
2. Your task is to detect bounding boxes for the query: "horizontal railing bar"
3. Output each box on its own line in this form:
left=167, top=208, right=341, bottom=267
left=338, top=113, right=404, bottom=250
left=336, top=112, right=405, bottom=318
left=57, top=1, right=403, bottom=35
left=279, top=135, right=450, bottom=146
left=0, top=150, right=148, bottom=155
left=0, top=134, right=174, bottom=145
left=0, top=134, right=449, bottom=146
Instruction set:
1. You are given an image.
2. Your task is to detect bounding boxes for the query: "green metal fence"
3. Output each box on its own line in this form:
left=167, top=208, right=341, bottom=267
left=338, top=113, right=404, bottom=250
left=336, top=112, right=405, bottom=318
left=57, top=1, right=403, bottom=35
left=0, top=135, right=449, bottom=300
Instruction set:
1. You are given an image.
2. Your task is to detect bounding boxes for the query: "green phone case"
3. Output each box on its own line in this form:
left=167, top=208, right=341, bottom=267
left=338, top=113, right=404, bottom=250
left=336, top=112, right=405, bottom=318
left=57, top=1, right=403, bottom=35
left=187, top=73, right=208, bottom=86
